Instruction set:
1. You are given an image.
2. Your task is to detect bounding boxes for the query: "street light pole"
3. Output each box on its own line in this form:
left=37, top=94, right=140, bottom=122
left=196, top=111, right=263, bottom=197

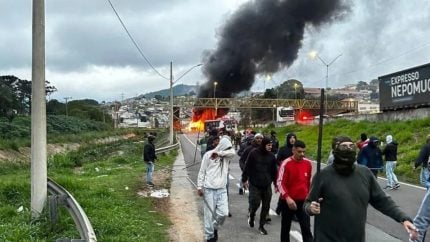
left=169, top=62, right=202, bottom=144
left=213, top=81, right=218, bottom=117
left=272, top=104, right=276, bottom=121
left=294, top=83, right=298, bottom=100
left=310, top=52, right=342, bottom=114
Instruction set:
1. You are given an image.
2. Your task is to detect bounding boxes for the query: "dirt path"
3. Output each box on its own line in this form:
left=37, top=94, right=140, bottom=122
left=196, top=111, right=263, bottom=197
left=167, top=149, right=203, bottom=242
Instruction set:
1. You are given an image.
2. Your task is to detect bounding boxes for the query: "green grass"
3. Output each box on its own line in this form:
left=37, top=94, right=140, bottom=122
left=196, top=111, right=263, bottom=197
left=0, top=135, right=177, bottom=241
left=260, top=116, right=430, bottom=184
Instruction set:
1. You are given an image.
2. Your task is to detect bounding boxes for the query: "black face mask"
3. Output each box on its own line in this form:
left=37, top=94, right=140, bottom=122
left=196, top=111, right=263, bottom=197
left=332, top=149, right=356, bottom=175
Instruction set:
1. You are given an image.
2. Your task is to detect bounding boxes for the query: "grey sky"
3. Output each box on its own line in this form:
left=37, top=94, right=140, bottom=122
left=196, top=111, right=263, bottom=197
left=0, top=0, right=429, bottom=102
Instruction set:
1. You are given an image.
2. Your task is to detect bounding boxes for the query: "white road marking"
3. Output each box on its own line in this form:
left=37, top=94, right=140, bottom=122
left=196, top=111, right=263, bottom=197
left=269, top=208, right=278, bottom=216
left=290, top=230, right=303, bottom=242
left=182, top=134, right=199, bottom=150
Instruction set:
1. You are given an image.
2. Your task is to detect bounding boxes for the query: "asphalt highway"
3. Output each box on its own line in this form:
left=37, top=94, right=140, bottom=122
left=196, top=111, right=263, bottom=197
left=178, top=132, right=427, bottom=242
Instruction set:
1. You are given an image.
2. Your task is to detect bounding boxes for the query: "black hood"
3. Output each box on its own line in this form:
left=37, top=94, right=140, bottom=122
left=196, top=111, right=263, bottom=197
left=285, top=133, right=296, bottom=147
left=260, top=137, right=272, bottom=153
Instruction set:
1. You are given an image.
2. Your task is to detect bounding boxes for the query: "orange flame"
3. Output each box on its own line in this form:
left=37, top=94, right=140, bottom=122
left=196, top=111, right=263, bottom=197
left=188, top=108, right=217, bottom=132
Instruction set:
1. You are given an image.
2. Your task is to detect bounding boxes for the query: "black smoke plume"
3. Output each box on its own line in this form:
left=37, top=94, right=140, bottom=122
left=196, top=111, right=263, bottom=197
left=198, top=0, right=350, bottom=98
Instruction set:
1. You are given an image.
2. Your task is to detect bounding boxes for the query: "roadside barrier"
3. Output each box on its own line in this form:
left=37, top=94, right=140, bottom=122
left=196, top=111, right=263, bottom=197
left=47, top=177, right=97, bottom=242
left=47, top=141, right=179, bottom=241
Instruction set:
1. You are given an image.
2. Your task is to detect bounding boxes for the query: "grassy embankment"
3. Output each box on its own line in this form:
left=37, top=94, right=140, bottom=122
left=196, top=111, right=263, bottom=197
left=0, top=116, right=176, bottom=241
left=262, top=116, right=430, bottom=184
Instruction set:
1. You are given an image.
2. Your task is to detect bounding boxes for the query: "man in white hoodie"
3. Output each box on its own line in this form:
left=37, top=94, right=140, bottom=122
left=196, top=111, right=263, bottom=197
left=197, top=137, right=236, bottom=242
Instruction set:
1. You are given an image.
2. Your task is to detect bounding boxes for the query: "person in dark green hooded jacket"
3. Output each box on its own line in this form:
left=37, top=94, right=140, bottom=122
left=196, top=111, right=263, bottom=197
left=304, top=136, right=417, bottom=242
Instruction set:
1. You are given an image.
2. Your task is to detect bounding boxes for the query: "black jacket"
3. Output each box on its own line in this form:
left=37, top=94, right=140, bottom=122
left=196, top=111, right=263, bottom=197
left=143, top=142, right=157, bottom=162
left=239, top=143, right=258, bottom=171
left=241, top=147, right=277, bottom=188
left=383, top=141, right=398, bottom=161
left=415, top=143, right=430, bottom=168
left=357, top=137, right=383, bottom=169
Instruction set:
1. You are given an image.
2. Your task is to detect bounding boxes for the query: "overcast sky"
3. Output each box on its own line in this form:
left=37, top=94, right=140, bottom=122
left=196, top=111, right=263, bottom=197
left=1, top=0, right=429, bottom=102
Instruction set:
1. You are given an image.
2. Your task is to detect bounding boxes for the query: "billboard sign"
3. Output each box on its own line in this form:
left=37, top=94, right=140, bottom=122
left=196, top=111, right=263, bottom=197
left=379, top=63, right=430, bottom=111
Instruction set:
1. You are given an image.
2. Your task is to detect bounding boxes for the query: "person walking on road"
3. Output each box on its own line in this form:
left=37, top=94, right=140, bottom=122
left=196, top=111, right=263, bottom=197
left=276, top=140, right=313, bottom=242
left=238, top=133, right=263, bottom=195
left=304, top=136, right=418, bottom=242
left=275, top=132, right=297, bottom=215
left=242, top=137, right=277, bottom=235
left=383, top=134, right=400, bottom=189
left=357, top=132, right=370, bottom=150
left=414, top=134, right=430, bottom=189
left=197, top=137, right=236, bottom=242
left=143, top=135, right=157, bottom=187
left=357, top=136, right=383, bottom=177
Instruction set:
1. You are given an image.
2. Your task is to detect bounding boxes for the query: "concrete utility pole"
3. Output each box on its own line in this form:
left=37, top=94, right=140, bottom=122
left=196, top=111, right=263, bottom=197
left=169, top=61, right=174, bottom=144
left=31, top=0, right=47, bottom=218
left=64, top=96, right=72, bottom=116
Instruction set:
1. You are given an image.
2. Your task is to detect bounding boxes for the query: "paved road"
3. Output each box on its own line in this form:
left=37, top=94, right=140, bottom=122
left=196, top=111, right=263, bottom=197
left=178, top=132, right=428, bottom=241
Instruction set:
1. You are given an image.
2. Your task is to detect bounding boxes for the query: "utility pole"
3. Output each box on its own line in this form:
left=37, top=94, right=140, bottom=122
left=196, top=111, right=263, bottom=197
left=31, top=0, right=47, bottom=218
left=64, top=96, right=72, bottom=116
left=169, top=61, right=174, bottom=144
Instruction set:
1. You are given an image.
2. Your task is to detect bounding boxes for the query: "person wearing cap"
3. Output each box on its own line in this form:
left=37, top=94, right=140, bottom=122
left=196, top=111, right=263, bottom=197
left=276, top=140, right=313, bottom=242
left=242, top=137, right=277, bottom=235
left=382, top=134, right=400, bottom=189
left=197, top=137, right=236, bottom=242
left=357, top=136, right=383, bottom=177
left=238, top=133, right=263, bottom=195
left=304, top=136, right=417, bottom=242
left=413, top=134, right=430, bottom=189
left=143, top=135, right=157, bottom=187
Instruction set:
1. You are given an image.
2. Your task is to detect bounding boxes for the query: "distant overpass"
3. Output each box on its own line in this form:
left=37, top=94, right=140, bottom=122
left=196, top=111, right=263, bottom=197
left=174, top=97, right=358, bottom=114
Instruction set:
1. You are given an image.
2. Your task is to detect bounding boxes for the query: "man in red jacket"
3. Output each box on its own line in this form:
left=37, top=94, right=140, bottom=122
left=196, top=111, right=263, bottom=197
left=276, top=140, right=313, bottom=242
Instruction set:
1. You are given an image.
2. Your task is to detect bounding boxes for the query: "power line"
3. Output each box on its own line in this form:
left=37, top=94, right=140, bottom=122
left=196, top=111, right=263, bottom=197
left=332, top=41, right=430, bottom=79
left=106, top=0, right=169, bottom=80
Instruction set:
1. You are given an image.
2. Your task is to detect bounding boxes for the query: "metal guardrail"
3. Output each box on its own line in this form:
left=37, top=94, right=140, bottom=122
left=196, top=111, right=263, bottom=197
left=47, top=177, right=97, bottom=242
left=155, top=142, right=179, bottom=154
left=46, top=141, right=179, bottom=242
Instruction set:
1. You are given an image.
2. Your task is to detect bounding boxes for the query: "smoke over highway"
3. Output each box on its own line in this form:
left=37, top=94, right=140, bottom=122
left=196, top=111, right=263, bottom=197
left=198, top=0, right=350, bottom=98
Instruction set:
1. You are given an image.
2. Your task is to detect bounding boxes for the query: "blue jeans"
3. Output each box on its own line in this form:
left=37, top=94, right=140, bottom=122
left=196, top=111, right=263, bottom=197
left=411, top=189, right=430, bottom=242
left=146, top=161, right=154, bottom=183
left=420, top=168, right=430, bottom=189
left=385, top=161, right=399, bottom=187
left=203, top=188, right=228, bottom=240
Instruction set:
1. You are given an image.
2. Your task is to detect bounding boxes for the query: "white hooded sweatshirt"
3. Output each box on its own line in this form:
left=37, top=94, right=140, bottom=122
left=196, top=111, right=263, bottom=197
left=197, top=137, right=236, bottom=189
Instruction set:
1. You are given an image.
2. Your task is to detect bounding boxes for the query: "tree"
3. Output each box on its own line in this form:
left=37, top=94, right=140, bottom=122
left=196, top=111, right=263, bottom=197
left=47, top=99, right=65, bottom=115
left=0, top=75, right=57, bottom=115
left=277, top=79, right=304, bottom=99
left=356, top=81, right=369, bottom=91
left=0, top=84, right=17, bottom=118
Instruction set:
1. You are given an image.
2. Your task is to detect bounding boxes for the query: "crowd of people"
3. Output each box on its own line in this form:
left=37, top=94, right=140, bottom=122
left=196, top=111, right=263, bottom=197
left=193, top=127, right=430, bottom=242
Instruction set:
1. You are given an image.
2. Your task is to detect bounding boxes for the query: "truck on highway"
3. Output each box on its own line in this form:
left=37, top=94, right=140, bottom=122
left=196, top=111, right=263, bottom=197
left=277, top=106, right=295, bottom=122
